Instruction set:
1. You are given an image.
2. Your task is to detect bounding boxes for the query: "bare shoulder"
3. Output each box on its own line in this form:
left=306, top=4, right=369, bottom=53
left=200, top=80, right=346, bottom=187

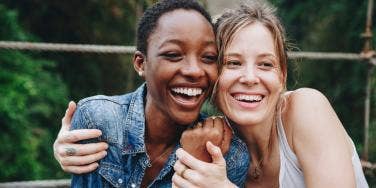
left=286, top=88, right=329, bottom=109
left=282, top=88, right=345, bottom=145
left=282, top=89, right=355, bottom=187
left=283, top=88, right=333, bottom=127
left=282, top=87, right=352, bottom=157
left=284, top=88, right=335, bottom=124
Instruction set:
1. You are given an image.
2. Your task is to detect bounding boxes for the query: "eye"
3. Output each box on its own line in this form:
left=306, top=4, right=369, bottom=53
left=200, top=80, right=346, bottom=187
left=161, top=52, right=182, bottom=62
left=258, top=61, right=275, bottom=70
left=225, top=60, right=242, bottom=68
left=202, top=54, right=218, bottom=64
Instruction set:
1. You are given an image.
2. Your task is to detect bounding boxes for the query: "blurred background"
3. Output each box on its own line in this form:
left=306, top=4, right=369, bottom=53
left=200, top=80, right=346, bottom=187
left=0, top=0, right=375, bottom=186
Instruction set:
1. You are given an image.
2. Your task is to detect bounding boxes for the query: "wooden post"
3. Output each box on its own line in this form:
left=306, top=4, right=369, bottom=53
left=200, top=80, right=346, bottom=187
left=363, top=65, right=374, bottom=161
left=361, top=0, right=374, bottom=161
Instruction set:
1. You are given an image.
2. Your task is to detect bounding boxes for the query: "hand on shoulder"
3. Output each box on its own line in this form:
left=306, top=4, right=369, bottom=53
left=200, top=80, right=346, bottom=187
left=53, top=101, right=108, bottom=174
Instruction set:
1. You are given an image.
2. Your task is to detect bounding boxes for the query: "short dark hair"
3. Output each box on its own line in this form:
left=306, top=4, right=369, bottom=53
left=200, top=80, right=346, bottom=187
left=136, top=0, right=212, bottom=55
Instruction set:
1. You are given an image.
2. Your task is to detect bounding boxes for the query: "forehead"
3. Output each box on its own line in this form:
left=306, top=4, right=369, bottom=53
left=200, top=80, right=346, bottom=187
left=149, top=9, right=215, bottom=44
left=226, top=22, right=275, bottom=56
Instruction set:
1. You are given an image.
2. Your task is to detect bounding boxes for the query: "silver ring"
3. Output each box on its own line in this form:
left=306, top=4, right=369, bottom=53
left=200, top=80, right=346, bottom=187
left=65, top=147, right=76, bottom=156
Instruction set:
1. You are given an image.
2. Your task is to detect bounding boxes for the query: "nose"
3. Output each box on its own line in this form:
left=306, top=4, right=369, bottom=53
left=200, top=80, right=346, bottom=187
left=239, top=64, right=259, bottom=86
left=180, top=57, right=205, bottom=80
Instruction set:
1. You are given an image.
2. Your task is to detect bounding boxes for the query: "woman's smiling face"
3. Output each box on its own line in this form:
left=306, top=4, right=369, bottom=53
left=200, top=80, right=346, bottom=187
left=144, top=9, right=218, bottom=125
left=216, top=22, right=283, bottom=126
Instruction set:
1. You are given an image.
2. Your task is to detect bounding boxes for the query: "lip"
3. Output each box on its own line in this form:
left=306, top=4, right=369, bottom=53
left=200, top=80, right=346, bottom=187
left=168, top=83, right=208, bottom=109
left=229, top=91, right=265, bottom=110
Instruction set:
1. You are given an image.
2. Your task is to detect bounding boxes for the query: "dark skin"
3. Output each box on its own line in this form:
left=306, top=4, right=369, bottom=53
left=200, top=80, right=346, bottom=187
left=133, top=9, right=220, bottom=187
left=180, top=117, right=233, bottom=163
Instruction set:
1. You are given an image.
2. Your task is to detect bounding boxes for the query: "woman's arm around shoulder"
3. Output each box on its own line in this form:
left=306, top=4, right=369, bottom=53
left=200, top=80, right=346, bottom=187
left=283, top=88, right=355, bottom=188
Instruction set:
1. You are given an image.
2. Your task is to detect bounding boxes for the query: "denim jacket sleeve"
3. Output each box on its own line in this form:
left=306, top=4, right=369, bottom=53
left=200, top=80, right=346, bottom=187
left=70, top=103, right=101, bottom=187
left=70, top=97, right=131, bottom=188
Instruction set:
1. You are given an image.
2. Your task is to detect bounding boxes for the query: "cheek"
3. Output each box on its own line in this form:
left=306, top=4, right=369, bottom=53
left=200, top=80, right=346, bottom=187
left=206, top=65, right=219, bottom=83
left=264, top=71, right=283, bottom=91
left=215, top=73, right=234, bottom=106
left=217, top=72, right=232, bottom=92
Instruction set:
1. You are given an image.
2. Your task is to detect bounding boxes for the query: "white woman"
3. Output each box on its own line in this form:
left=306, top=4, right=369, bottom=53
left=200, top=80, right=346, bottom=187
left=172, top=1, right=369, bottom=187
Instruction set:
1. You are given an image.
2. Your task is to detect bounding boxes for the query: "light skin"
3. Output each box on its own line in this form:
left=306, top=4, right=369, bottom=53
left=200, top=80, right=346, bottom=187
left=53, top=101, right=108, bottom=174
left=53, top=9, right=231, bottom=185
left=172, top=22, right=356, bottom=188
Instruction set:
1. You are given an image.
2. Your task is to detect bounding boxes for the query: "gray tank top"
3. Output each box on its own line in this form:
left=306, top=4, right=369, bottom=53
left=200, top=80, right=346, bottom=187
left=276, top=113, right=369, bottom=188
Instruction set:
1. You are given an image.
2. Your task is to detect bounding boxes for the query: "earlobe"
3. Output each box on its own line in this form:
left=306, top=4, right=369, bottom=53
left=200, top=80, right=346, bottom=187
left=133, top=51, right=145, bottom=78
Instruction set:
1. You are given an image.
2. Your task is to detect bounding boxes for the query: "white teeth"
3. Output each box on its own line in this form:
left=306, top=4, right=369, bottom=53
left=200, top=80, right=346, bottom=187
left=171, top=87, right=203, bottom=97
left=234, top=94, right=263, bottom=102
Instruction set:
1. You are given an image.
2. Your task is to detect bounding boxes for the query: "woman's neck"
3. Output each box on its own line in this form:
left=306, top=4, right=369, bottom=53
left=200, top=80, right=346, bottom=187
left=236, top=114, right=278, bottom=162
left=144, top=96, right=184, bottom=146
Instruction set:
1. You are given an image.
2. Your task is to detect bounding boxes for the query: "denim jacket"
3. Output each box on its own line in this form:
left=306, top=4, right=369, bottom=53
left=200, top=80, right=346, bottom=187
left=70, top=84, right=250, bottom=188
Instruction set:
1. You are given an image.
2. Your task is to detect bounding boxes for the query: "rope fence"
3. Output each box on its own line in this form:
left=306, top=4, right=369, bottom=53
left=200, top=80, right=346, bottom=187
left=0, top=41, right=135, bottom=54
left=0, top=179, right=70, bottom=188
left=0, top=41, right=372, bottom=62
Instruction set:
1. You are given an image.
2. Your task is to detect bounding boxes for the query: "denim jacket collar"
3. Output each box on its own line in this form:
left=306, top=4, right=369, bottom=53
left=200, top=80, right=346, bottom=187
left=122, top=83, right=205, bottom=156
left=122, top=83, right=147, bottom=155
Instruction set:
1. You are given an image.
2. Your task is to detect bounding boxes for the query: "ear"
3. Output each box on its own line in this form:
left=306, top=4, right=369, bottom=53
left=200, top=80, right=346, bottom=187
left=133, top=51, right=146, bottom=78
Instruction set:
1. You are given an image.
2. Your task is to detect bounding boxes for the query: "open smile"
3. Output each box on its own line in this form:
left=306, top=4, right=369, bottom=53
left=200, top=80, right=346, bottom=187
left=169, top=87, right=206, bottom=109
left=231, top=93, right=265, bottom=109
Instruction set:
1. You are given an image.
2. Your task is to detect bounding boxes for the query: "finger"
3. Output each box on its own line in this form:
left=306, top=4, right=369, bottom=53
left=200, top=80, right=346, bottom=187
left=174, top=160, right=188, bottom=176
left=194, top=122, right=203, bottom=129
left=61, top=101, right=77, bottom=131
left=213, top=116, right=224, bottom=128
left=60, top=151, right=107, bottom=166
left=176, top=148, right=205, bottom=171
left=58, top=142, right=108, bottom=157
left=59, top=129, right=102, bottom=143
left=62, top=162, right=99, bottom=174
left=177, top=167, right=203, bottom=186
left=206, top=141, right=226, bottom=165
left=213, top=116, right=224, bottom=139
left=172, top=172, right=197, bottom=188
left=220, top=117, right=232, bottom=155
left=203, top=117, right=214, bottom=130
left=172, top=182, right=178, bottom=188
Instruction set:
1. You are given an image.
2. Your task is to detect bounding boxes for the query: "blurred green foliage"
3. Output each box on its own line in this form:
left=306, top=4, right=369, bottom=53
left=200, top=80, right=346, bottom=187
left=0, top=0, right=374, bottom=185
left=272, top=0, right=373, bottom=156
left=0, top=4, right=68, bottom=181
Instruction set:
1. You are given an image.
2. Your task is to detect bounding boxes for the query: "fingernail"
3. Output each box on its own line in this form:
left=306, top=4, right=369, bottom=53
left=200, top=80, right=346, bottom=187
left=176, top=148, right=183, bottom=158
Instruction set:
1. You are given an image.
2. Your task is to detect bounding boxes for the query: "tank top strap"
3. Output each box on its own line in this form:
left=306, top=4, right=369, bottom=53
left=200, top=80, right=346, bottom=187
left=276, top=106, right=302, bottom=173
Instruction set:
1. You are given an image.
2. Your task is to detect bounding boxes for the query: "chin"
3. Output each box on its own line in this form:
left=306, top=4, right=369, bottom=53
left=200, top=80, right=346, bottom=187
left=172, top=111, right=200, bottom=126
left=227, top=111, right=264, bottom=127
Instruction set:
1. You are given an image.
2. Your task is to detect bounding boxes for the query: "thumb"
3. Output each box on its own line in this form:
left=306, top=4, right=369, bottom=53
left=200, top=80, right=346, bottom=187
left=61, top=101, right=76, bottom=131
left=206, top=141, right=226, bottom=165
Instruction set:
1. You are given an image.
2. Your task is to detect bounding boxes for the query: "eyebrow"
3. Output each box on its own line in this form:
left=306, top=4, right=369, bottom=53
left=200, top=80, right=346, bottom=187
left=224, top=53, right=241, bottom=58
left=224, top=52, right=277, bottom=58
left=258, top=53, right=277, bottom=59
left=159, top=39, right=216, bottom=48
left=159, top=39, right=184, bottom=48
